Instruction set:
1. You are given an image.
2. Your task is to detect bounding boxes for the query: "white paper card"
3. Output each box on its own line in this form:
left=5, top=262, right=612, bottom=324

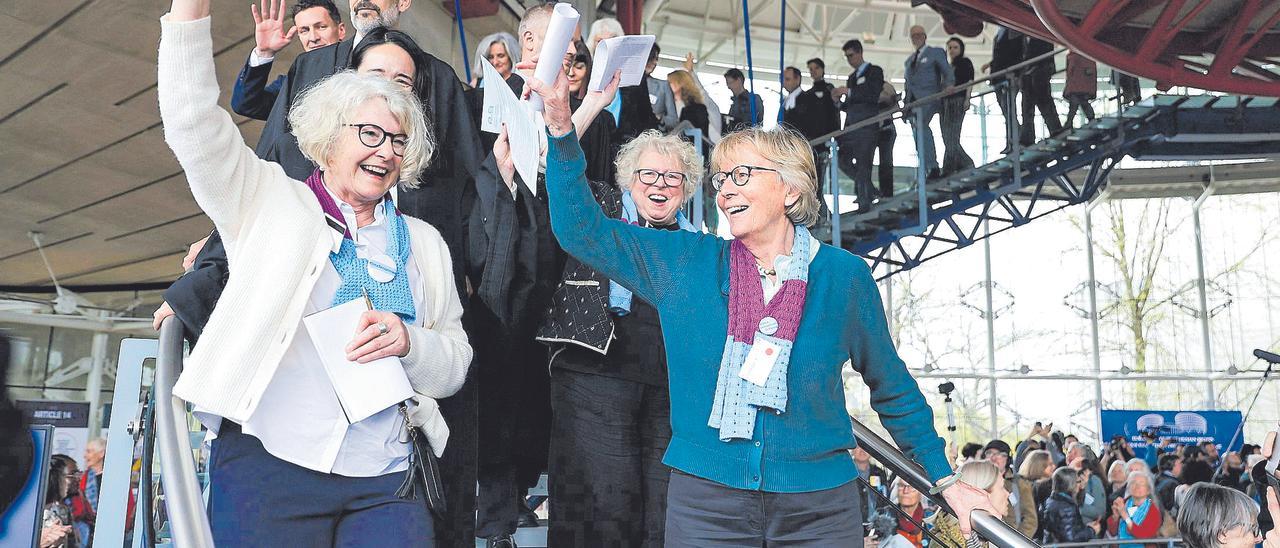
left=302, top=297, right=414, bottom=424
left=528, top=3, right=580, bottom=112
left=588, top=35, right=656, bottom=92
left=738, top=338, right=782, bottom=387
left=479, top=57, right=541, bottom=194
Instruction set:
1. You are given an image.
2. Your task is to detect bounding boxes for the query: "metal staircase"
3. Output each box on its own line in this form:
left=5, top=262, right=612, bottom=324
left=818, top=94, right=1280, bottom=280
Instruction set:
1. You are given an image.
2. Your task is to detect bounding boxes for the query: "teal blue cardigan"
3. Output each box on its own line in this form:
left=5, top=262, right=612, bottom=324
left=546, top=129, right=952, bottom=492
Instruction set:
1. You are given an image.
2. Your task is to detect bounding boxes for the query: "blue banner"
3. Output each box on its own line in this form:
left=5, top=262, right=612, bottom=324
left=1100, top=409, right=1243, bottom=453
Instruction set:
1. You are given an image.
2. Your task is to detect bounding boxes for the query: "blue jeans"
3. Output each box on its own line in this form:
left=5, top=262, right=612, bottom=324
left=208, top=428, right=433, bottom=547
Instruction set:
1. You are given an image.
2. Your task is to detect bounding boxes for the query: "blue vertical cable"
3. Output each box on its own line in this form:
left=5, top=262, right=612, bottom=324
left=454, top=0, right=471, bottom=83
left=741, top=0, right=758, bottom=125
left=777, top=0, right=786, bottom=123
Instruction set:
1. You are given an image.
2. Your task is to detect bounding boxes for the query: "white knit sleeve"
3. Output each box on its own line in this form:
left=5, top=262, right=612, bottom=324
left=400, top=226, right=472, bottom=399
left=158, top=15, right=283, bottom=246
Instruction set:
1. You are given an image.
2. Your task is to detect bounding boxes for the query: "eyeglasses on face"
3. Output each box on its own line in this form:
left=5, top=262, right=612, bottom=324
left=345, top=123, right=408, bottom=157
left=633, top=169, right=687, bottom=189
left=710, top=165, right=778, bottom=191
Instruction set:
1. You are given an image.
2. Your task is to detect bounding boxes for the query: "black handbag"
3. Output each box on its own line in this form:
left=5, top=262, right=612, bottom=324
left=396, top=403, right=447, bottom=520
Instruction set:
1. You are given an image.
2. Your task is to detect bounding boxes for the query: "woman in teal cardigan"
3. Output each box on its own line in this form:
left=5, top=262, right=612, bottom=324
left=523, top=68, right=995, bottom=546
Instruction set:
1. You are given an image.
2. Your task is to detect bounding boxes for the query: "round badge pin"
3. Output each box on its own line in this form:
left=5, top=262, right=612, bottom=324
left=758, top=316, right=779, bottom=336
left=367, top=253, right=397, bottom=283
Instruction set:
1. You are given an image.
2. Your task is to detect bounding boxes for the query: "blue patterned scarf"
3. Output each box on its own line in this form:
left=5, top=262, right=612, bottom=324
left=304, top=170, right=416, bottom=323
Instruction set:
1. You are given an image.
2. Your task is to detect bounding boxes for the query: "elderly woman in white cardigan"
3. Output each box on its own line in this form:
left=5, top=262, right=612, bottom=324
left=157, top=1, right=471, bottom=545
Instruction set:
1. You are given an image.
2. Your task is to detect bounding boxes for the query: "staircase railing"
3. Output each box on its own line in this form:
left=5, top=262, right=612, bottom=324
left=153, top=317, right=214, bottom=547
left=850, top=417, right=1041, bottom=548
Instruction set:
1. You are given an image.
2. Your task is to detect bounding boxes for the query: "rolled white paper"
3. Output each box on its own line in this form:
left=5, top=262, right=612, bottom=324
left=528, top=3, right=580, bottom=112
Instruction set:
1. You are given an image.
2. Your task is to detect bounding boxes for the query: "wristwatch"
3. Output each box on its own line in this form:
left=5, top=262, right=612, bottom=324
left=929, top=471, right=964, bottom=495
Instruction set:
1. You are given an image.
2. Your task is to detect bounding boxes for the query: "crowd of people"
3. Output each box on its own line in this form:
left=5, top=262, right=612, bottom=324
left=122, top=0, right=1173, bottom=547
left=852, top=424, right=1280, bottom=548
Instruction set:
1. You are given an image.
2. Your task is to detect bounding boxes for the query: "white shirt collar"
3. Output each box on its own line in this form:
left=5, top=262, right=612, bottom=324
left=784, top=86, right=803, bottom=110
left=323, top=183, right=386, bottom=243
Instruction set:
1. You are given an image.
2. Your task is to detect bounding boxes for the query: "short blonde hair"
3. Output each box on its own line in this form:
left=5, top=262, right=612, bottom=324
left=959, top=459, right=1002, bottom=492
left=614, top=130, right=703, bottom=198
left=1018, top=449, right=1052, bottom=481
left=288, top=71, right=433, bottom=189
left=710, top=126, right=820, bottom=227
left=666, top=70, right=704, bottom=105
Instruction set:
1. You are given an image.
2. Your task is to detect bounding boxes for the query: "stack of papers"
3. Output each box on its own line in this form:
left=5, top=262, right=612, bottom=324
left=589, top=35, right=657, bottom=91
left=479, top=57, right=540, bottom=195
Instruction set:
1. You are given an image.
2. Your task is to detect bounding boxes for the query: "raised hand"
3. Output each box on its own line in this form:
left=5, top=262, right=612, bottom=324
left=523, top=64, right=574, bottom=138
left=683, top=52, right=696, bottom=73
left=493, top=125, right=517, bottom=191
left=251, top=0, right=297, bottom=58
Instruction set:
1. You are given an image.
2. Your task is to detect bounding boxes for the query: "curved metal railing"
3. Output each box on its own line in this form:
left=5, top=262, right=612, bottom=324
left=851, top=417, right=1041, bottom=548
left=153, top=317, right=214, bottom=547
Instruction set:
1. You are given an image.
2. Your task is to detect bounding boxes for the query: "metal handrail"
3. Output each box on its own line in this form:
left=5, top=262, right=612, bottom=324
left=808, top=47, right=1068, bottom=148
left=154, top=317, right=214, bottom=546
left=1045, top=539, right=1182, bottom=548
left=851, top=417, right=1041, bottom=548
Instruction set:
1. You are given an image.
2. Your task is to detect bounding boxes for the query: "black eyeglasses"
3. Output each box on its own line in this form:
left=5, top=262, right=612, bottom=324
left=345, top=124, right=408, bottom=157
left=710, top=165, right=778, bottom=190
left=634, top=169, right=687, bottom=189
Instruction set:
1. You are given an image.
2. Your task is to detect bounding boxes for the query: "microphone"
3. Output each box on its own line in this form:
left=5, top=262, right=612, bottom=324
left=1255, top=349, right=1280, bottom=364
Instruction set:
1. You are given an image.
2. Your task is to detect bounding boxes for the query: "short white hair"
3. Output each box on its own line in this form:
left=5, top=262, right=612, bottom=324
left=614, top=130, right=702, bottom=198
left=587, top=17, right=624, bottom=55
left=288, top=71, right=433, bottom=188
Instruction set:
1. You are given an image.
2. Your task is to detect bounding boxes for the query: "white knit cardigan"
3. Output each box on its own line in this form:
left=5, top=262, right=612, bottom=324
left=157, top=15, right=471, bottom=454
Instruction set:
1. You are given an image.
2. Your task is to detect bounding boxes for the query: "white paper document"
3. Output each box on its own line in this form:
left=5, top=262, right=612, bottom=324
left=528, top=3, right=580, bottom=112
left=588, top=35, right=656, bottom=91
left=302, top=297, right=414, bottom=424
left=479, top=57, right=541, bottom=194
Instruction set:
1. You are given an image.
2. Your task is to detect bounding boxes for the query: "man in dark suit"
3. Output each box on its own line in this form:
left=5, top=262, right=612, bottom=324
left=987, top=25, right=1024, bottom=153
left=804, top=58, right=841, bottom=139
left=231, top=0, right=346, bottom=121
left=834, top=39, right=884, bottom=212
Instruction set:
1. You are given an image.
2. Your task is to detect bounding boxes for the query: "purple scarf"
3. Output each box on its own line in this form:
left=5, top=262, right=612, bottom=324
left=708, top=226, right=813, bottom=440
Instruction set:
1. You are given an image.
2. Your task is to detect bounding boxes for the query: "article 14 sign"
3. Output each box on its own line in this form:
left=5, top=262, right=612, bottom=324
left=1100, top=409, right=1243, bottom=452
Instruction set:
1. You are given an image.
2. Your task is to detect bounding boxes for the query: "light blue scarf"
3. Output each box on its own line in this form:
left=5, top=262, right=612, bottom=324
left=608, top=190, right=697, bottom=315
left=1117, top=497, right=1152, bottom=548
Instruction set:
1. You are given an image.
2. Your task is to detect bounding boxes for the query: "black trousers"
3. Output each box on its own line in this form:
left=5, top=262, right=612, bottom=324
left=547, top=357, right=672, bottom=548
left=876, top=128, right=896, bottom=198
left=1020, top=68, right=1062, bottom=145
left=994, top=78, right=1019, bottom=149
left=475, top=322, right=551, bottom=539
left=836, top=126, right=878, bottom=211
left=434, top=372, right=478, bottom=547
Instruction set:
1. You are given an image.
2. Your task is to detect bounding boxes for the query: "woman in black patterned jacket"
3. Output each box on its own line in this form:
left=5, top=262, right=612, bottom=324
left=535, top=130, right=702, bottom=548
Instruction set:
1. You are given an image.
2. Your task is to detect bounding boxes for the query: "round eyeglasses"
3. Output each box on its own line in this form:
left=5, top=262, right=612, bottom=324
left=709, top=165, right=778, bottom=191
left=633, top=169, right=687, bottom=189
left=345, top=123, right=408, bottom=157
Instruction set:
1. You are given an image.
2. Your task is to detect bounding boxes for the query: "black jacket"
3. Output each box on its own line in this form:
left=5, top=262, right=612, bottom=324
left=535, top=179, right=624, bottom=354
left=990, top=27, right=1025, bottom=80
left=1040, top=492, right=1096, bottom=544
left=842, top=63, right=885, bottom=128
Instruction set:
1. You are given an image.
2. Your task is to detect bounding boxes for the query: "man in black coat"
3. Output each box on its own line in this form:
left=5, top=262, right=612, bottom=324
left=988, top=26, right=1024, bottom=154
left=834, top=39, right=884, bottom=212
left=1019, top=35, right=1063, bottom=146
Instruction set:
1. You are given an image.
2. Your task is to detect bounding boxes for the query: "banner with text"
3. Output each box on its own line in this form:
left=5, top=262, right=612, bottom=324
left=1100, top=409, right=1242, bottom=453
